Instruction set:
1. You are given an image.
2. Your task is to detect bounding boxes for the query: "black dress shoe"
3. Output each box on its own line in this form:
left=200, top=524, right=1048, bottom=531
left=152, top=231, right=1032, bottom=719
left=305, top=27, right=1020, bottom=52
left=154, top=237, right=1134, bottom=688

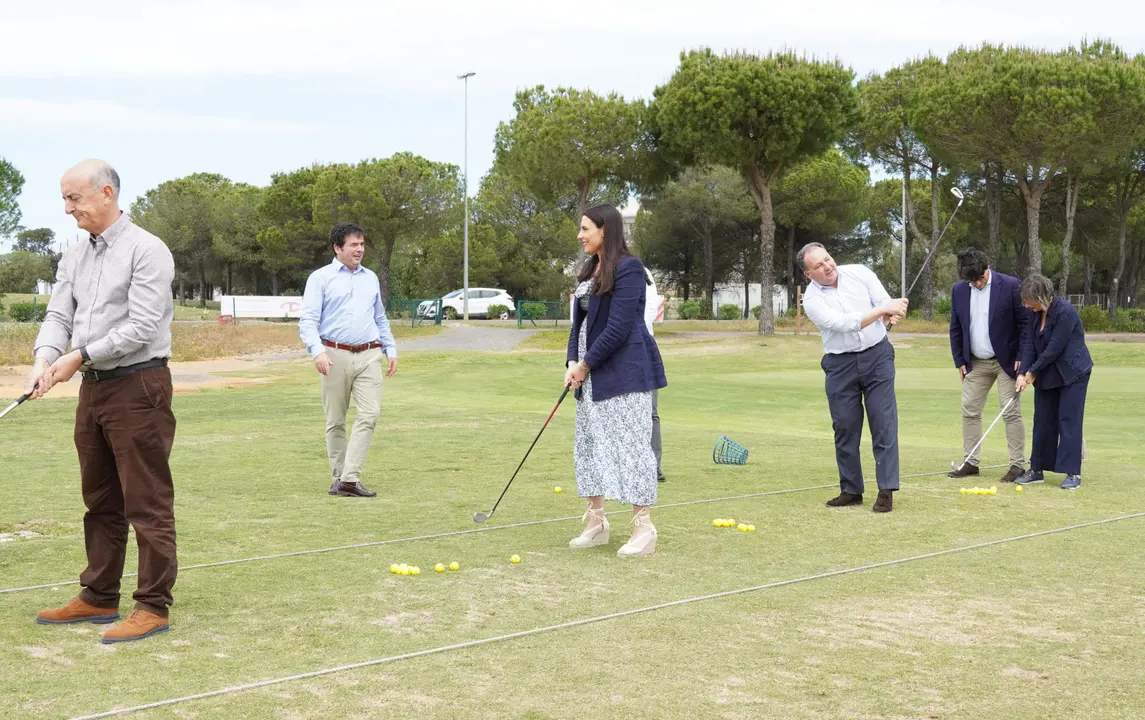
left=872, top=490, right=893, bottom=513
left=948, top=462, right=979, bottom=478
left=826, top=492, right=863, bottom=507
left=657, top=474, right=666, bottom=483
left=333, top=481, right=377, bottom=498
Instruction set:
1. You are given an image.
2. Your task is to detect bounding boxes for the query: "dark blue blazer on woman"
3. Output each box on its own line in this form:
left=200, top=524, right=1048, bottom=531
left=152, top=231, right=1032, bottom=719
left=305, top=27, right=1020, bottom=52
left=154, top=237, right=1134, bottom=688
left=566, top=255, right=668, bottom=402
left=1020, top=297, right=1094, bottom=387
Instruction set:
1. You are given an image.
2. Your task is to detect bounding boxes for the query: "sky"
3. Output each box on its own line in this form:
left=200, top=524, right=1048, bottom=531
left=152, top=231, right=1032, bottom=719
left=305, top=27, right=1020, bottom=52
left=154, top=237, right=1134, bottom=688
left=3, top=0, right=1144, bottom=252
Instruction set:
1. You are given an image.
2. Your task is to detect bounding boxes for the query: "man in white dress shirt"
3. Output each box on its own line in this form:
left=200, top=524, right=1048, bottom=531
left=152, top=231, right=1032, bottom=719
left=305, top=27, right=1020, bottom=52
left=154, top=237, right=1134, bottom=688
left=799, top=243, right=908, bottom=513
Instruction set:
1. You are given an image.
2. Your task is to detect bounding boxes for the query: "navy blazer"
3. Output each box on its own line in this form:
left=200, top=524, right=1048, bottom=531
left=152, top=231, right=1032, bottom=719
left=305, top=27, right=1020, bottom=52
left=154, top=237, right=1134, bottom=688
left=949, top=270, right=1030, bottom=378
left=1021, top=297, right=1094, bottom=387
left=567, top=255, right=668, bottom=402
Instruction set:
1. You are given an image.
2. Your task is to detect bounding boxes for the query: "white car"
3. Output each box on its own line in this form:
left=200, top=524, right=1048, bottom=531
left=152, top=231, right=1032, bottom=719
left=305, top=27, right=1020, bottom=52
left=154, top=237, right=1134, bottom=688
left=419, top=288, right=516, bottom=320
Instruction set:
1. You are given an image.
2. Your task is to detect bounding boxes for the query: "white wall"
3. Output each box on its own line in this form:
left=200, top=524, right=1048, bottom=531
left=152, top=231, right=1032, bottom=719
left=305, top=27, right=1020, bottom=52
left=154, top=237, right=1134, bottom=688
left=711, top=283, right=788, bottom=316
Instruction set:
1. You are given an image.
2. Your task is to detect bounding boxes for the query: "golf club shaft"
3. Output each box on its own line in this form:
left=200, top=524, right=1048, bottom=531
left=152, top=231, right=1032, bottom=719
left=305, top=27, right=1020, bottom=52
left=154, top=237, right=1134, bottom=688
left=483, top=385, right=571, bottom=518
left=0, top=392, right=32, bottom=420
left=906, top=200, right=964, bottom=297
left=958, top=392, right=1019, bottom=469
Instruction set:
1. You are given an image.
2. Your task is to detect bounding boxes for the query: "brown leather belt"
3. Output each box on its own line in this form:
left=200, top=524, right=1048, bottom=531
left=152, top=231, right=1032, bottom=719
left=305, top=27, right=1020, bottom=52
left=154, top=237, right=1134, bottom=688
left=321, top=339, right=382, bottom=353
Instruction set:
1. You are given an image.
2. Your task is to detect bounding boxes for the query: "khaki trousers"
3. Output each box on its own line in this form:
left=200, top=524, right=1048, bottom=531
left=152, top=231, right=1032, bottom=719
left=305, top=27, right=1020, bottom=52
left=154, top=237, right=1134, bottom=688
left=961, top=357, right=1025, bottom=468
left=321, top=347, right=383, bottom=484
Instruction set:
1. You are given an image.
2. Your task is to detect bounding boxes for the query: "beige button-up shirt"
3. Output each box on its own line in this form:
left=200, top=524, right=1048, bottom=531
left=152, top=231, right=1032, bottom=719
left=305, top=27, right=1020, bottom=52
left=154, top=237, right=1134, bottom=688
left=34, top=212, right=175, bottom=371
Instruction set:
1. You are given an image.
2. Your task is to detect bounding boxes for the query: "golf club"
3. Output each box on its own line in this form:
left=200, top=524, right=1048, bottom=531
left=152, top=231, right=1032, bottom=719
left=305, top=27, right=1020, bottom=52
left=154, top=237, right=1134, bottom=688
left=474, top=384, right=571, bottom=523
left=951, top=389, right=1020, bottom=473
left=0, top=384, right=37, bottom=421
left=906, top=187, right=966, bottom=297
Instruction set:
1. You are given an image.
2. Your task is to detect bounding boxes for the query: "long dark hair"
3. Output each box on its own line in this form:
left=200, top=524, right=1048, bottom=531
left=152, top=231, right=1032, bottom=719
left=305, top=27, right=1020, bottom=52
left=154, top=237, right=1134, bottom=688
left=577, top=204, right=631, bottom=295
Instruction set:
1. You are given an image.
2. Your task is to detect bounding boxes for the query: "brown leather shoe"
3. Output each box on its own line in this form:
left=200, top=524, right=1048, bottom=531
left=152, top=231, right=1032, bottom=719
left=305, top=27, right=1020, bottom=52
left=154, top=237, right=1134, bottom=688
left=826, top=492, right=863, bottom=507
left=333, top=480, right=376, bottom=498
left=872, top=490, right=894, bottom=513
left=36, top=597, right=119, bottom=625
left=101, top=609, right=170, bottom=644
left=999, top=465, right=1024, bottom=483
left=948, top=462, right=979, bottom=478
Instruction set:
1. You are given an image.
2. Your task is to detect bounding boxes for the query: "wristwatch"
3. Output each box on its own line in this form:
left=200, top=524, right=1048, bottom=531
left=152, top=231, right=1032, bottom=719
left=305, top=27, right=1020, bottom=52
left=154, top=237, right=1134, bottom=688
left=79, top=346, right=91, bottom=364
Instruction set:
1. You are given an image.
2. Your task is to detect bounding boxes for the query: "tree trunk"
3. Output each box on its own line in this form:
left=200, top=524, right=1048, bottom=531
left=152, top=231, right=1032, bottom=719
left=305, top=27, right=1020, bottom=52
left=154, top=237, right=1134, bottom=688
left=923, top=162, right=940, bottom=320
left=1110, top=206, right=1130, bottom=319
left=576, top=178, right=592, bottom=220
left=1081, top=229, right=1094, bottom=297
left=743, top=250, right=751, bottom=318
left=700, top=217, right=714, bottom=315
left=1060, top=173, right=1081, bottom=294
left=985, top=165, right=1003, bottom=264
left=226, top=264, right=233, bottom=296
left=786, top=223, right=797, bottom=309
left=744, top=163, right=776, bottom=335
left=1015, top=165, right=1055, bottom=274
left=271, top=273, right=280, bottom=296
left=178, top=278, right=186, bottom=306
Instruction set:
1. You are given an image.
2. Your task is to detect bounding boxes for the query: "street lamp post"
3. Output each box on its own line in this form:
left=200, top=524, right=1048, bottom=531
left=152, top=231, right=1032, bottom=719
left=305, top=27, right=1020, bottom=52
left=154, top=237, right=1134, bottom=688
left=458, top=71, right=475, bottom=321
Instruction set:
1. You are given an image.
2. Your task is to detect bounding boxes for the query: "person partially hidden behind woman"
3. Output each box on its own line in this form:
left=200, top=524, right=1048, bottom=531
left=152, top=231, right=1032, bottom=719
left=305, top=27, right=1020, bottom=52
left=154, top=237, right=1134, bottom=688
left=564, top=204, right=668, bottom=557
left=1014, top=273, right=1093, bottom=490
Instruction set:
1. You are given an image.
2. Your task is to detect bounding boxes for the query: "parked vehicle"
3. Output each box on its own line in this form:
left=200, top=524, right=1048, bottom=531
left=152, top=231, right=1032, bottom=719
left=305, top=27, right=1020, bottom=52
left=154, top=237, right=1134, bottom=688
left=418, top=288, right=515, bottom=320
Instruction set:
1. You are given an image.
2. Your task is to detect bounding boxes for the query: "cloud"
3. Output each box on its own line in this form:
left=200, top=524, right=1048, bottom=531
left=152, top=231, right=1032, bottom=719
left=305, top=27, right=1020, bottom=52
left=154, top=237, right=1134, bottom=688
left=0, top=98, right=319, bottom=135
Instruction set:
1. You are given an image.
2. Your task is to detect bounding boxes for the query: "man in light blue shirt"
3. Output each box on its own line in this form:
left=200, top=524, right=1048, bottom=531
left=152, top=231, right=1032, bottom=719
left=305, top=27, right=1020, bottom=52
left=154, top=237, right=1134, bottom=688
left=299, top=222, right=398, bottom=498
left=800, top=242, right=907, bottom=513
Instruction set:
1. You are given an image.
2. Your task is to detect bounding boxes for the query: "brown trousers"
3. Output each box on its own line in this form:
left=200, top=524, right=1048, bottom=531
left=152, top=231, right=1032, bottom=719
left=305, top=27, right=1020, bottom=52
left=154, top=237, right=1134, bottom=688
left=75, top=366, right=178, bottom=617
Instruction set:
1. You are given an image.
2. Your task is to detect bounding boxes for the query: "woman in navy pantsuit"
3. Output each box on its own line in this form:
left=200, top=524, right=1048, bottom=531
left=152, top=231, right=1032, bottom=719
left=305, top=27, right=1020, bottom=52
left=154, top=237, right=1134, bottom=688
left=1014, top=274, right=1093, bottom=489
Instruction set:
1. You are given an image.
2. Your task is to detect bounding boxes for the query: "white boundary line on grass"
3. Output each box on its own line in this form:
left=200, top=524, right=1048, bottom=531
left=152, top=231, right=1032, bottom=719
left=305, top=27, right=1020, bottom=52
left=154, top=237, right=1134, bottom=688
left=70, top=511, right=1144, bottom=720
left=0, top=465, right=1007, bottom=595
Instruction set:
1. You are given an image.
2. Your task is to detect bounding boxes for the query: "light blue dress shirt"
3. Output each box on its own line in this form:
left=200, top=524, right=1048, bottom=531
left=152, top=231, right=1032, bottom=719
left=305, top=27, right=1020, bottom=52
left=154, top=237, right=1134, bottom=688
left=803, top=264, right=891, bottom=355
left=299, top=259, right=397, bottom=360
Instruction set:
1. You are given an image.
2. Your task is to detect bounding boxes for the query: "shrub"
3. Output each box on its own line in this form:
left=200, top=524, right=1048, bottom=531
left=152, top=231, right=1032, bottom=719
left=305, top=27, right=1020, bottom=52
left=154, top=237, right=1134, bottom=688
left=521, top=302, right=549, bottom=320
left=936, top=295, right=952, bottom=315
left=1112, top=307, right=1145, bottom=333
left=751, top=305, right=761, bottom=319
left=8, top=301, right=47, bottom=322
left=785, top=306, right=798, bottom=318
left=717, top=304, right=741, bottom=320
left=486, top=304, right=510, bottom=319
left=1078, top=305, right=1108, bottom=333
left=677, top=300, right=702, bottom=319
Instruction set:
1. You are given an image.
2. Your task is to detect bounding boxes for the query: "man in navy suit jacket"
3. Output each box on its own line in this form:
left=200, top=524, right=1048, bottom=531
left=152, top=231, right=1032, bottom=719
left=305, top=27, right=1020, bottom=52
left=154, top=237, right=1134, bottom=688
left=948, top=248, right=1031, bottom=483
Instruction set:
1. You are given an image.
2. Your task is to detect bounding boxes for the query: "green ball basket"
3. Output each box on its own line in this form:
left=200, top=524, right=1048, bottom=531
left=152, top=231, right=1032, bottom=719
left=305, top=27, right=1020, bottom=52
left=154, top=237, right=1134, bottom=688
left=713, top=435, right=748, bottom=465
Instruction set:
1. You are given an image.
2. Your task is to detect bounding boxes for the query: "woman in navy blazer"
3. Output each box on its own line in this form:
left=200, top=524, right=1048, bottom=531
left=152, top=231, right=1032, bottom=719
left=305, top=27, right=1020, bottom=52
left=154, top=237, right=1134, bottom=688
left=1014, top=274, right=1093, bottom=489
left=564, top=204, right=668, bottom=558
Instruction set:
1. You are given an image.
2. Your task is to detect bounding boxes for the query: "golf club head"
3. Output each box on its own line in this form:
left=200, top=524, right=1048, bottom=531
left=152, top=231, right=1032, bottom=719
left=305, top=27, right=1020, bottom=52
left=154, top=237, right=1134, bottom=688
left=951, top=187, right=965, bottom=204
left=473, top=511, right=490, bottom=524
left=951, top=460, right=960, bottom=471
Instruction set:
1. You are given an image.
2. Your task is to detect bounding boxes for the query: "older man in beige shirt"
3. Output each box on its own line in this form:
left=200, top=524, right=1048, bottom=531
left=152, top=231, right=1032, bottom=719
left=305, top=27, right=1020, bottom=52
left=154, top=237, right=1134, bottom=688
left=25, top=159, right=178, bottom=644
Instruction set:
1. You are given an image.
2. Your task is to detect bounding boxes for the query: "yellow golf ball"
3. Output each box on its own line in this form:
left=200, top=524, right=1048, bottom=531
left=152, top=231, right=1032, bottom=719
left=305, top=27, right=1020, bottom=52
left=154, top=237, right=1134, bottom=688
left=398, top=565, right=410, bottom=576
left=747, top=524, right=756, bottom=532
left=410, top=566, right=421, bottom=576
left=434, top=563, right=446, bottom=572
left=960, top=488, right=968, bottom=494
left=510, top=554, right=521, bottom=564
left=737, top=523, right=749, bottom=532
left=554, top=486, right=562, bottom=493
left=712, top=519, right=723, bottom=527
left=449, top=561, right=460, bottom=571
left=390, top=564, right=400, bottom=574
left=1016, top=486, right=1024, bottom=493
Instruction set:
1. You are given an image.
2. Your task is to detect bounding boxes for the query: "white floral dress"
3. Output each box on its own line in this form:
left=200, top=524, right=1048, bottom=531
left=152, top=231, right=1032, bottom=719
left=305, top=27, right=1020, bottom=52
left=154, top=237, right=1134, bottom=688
left=573, top=280, right=658, bottom=507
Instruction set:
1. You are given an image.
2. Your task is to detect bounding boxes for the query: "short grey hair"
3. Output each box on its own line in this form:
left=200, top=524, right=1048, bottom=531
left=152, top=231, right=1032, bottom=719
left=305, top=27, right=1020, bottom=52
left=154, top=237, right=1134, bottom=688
left=1019, top=273, right=1055, bottom=308
left=91, top=163, right=121, bottom=196
left=796, top=242, right=826, bottom=271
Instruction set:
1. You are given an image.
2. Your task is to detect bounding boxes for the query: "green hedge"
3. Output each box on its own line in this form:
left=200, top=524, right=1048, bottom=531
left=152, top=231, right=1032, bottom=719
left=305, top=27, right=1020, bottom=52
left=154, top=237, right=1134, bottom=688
left=1078, top=305, right=1108, bottom=333
left=1113, top=308, right=1145, bottom=333
left=8, top=302, right=47, bottom=322
left=487, top=304, right=510, bottom=319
